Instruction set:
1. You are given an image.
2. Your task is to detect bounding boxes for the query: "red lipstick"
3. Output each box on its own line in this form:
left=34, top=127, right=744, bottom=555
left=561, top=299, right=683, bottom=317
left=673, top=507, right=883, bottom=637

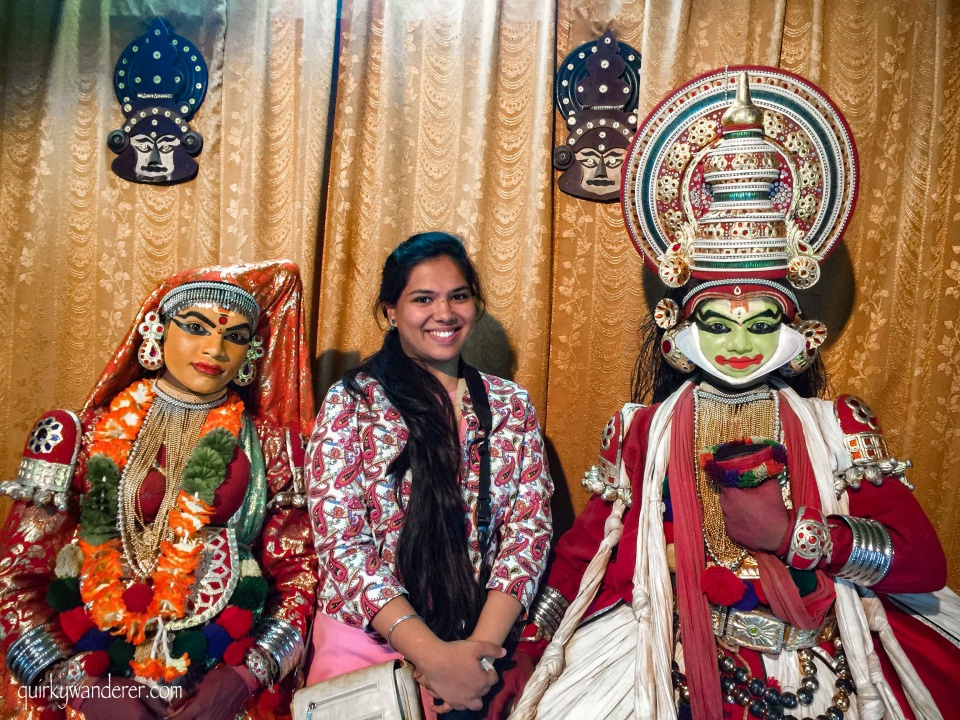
left=715, top=355, right=763, bottom=370
left=192, top=362, right=224, bottom=376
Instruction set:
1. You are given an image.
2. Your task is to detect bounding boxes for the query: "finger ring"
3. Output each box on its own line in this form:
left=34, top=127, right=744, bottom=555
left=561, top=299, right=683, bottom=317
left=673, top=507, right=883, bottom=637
left=480, top=657, right=495, bottom=672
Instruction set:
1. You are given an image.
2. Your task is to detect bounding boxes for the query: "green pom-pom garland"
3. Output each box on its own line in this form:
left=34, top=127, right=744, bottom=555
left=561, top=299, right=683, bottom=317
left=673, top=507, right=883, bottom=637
left=107, top=638, right=135, bottom=676
left=230, top=576, right=269, bottom=611
left=171, top=630, right=208, bottom=665
left=46, top=577, right=82, bottom=613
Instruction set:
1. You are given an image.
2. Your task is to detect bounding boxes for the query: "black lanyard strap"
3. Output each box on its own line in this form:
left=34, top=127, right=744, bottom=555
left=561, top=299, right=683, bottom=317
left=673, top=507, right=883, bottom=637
left=461, top=362, right=493, bottom=557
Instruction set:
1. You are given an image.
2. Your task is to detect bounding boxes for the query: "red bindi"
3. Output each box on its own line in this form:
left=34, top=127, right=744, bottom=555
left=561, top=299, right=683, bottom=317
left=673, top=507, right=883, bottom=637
left=218, top=315, right=228, bottom=325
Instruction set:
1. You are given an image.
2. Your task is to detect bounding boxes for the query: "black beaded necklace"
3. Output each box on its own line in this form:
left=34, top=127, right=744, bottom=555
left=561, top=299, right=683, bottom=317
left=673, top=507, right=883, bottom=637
left=671, top=638, right=856, bottom=720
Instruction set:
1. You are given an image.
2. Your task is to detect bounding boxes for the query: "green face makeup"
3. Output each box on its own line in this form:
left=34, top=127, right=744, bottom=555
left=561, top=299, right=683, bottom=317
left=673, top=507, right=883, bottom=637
left=693, top=297, right=783, bottom=379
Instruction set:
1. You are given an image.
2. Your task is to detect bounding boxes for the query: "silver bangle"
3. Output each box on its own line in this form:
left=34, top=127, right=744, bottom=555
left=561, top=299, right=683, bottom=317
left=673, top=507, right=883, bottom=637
left=250, top=618, right=304, bottom=682
left=5, top=625, right=71, bottom=687
left=244, top=645, right=279, bottom=687
left=836, top=515, right=894, bottom=586
left=385, top=614, right=421, bottom=646
left=529, top=587, right=569, bottom=641
left=46, top=653, right=89, bottom=701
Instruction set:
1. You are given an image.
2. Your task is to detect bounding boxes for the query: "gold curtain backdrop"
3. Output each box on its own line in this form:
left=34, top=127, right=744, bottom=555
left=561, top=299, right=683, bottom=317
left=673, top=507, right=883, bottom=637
left=2, top=0, right=959, bottom=587
left=314, top=0, right=556, bottom=403
left=0, top=0, right=336, bottom=491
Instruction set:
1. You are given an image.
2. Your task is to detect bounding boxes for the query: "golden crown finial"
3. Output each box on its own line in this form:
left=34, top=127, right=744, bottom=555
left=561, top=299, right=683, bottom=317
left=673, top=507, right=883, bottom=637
left=721, top=71, right=763, bottom=130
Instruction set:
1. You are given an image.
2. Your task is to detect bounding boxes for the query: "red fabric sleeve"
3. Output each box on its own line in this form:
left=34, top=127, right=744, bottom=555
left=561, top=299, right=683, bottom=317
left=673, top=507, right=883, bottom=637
left=823, top=480, right=947, bottom=594
left=252, top=419, right=318, bottom=641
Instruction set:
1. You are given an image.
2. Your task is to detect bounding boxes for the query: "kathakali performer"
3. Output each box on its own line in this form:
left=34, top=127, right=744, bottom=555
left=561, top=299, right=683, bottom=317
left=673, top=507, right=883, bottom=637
left=505, top=69, right=960, bottom=720
left=0, top=262, right=317, bottom=719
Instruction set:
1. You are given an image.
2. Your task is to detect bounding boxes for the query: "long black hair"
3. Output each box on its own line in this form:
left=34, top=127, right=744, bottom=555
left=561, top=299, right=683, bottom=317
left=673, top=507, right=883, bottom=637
left=631, top=284, right=828, bottom=404
left=343, top=232, right=486, bottom=641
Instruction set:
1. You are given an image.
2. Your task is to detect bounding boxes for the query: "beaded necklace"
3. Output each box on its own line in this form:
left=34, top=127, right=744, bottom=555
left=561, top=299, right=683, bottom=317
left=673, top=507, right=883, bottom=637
left=118, top=378, right=226, bottom=578
left=76, top=378, right=244, bottom=681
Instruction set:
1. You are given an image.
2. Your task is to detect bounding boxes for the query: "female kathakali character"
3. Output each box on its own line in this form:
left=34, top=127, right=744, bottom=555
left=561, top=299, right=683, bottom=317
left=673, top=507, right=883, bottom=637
left=503, top=69, right=960, bottom=720
left=0, top=261, right=317, bottom=720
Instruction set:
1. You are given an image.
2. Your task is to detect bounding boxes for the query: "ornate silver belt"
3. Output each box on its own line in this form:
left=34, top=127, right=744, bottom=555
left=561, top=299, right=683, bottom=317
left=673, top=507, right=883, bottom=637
left=710, top=605, right=837, bottom=654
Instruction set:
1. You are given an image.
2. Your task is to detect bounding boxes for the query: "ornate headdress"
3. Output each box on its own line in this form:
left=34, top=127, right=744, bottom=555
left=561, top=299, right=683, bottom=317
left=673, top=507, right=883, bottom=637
left=159, top=281, right=260, bottom=328
left=622, top=66, right=859, bottom=379
left=85, top=261, right=314, bottom=435
left=106, top=18, right=208, bottom=185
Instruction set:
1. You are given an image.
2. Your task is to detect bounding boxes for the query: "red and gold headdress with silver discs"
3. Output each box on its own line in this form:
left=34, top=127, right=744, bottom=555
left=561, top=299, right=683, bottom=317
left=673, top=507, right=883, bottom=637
left=622, top=66, right=859, bottom=378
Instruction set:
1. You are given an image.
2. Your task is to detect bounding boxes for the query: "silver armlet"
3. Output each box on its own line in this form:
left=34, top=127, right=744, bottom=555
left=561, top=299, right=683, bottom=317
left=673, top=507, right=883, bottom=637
left=836, top=515, right=894, bottom=586
left=250, top=617, right=304, bottom=682
left=527, top=587, right=569, bottom=642
left=5, top=625, right=71, bottom=687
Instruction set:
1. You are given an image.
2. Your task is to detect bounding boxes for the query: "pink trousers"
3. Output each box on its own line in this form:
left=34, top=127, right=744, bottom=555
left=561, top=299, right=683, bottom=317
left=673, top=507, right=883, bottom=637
left=306, top=612, right=439, bottom=719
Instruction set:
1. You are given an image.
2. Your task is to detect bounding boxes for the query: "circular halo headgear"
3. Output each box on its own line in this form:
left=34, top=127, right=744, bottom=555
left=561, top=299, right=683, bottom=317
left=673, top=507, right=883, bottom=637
left=621, top=66, right=859, bottom=376
left=159, top=281, right=260, bottom=328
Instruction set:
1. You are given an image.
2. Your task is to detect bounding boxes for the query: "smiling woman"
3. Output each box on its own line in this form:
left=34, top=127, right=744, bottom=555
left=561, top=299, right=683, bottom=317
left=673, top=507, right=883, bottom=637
left=305, top=233, right=553, bottom=718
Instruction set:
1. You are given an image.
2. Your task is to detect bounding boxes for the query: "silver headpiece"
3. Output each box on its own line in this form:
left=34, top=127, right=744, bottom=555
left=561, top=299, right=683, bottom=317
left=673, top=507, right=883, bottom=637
left=159, top=280, right=260, bottom=327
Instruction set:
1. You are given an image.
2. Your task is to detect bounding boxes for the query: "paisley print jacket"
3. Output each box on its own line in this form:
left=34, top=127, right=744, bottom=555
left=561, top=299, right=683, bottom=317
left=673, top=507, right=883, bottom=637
left=307, top=372, right=553, bottom=629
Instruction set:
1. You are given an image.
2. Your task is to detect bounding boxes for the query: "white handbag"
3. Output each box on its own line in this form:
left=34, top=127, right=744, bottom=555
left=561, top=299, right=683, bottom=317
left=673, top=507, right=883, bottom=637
left=292, top=659, right=424, bottom=720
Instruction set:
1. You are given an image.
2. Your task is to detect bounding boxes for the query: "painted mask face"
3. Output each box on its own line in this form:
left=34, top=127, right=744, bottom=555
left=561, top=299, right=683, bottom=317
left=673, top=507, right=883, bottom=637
left=131, top=133, right=180, bottom=178
left=161, top=305, right=252, bottom=395
left=557, top=128, right=630, bottom=202
left=693, top=297, right=783, bottom=379
left=111, top=115, right=199, bottom=185
left=386, top=256, right=477, bottom=390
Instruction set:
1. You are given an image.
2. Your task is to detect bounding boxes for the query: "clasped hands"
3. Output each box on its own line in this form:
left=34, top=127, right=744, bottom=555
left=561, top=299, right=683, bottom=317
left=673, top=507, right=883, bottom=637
left=411, top=637, right=504, bottom=714
left=76, top=663, right=252, bottom=720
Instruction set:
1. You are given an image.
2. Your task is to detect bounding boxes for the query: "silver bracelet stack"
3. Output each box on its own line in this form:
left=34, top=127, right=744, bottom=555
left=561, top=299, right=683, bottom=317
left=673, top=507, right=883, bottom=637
left=5, top=625, right=71, bottom=687
left=836, top=515, right=894, bottom=586
left=249, top=617, right=304, bottom=683
left=529, top=586, right=569, bottom=641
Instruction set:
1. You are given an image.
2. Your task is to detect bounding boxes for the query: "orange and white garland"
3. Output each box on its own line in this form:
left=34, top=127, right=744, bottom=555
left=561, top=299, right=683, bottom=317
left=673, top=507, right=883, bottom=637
left=78, top=379, right=243, bottom=682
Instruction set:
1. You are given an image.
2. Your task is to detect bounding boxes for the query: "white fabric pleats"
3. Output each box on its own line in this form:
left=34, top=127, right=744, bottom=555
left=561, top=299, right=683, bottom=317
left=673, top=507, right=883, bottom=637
left=510, top=382, right=947, bottom=720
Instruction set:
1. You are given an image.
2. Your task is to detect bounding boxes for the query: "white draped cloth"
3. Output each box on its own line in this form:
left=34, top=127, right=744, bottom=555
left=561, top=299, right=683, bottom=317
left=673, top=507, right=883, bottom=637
left=512, top=383, right=957, bottom=720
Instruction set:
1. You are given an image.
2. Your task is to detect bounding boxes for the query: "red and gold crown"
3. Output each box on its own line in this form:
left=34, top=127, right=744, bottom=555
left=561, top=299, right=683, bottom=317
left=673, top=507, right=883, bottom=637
left=622, top=67, right=858, bottom=297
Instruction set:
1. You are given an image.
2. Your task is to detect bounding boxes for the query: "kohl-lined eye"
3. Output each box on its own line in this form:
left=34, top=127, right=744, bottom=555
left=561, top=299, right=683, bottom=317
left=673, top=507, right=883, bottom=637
left=748, top=320, right=781, bottom=334
left=697, top=318, right=731, bottom=334
left=224, top=331, right=251, bottom=345
left=172, top=318, right=210, bottom=336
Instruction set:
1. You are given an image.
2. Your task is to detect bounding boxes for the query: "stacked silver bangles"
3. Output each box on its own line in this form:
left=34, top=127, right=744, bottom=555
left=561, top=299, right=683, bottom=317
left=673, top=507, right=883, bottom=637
left=836, top=515, right=894, bottom=586
left=5, top=625, right=71, bottom=687
left=529, top=586, right=569, bottom=641
left=249, top=617, right=304, bottom=684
